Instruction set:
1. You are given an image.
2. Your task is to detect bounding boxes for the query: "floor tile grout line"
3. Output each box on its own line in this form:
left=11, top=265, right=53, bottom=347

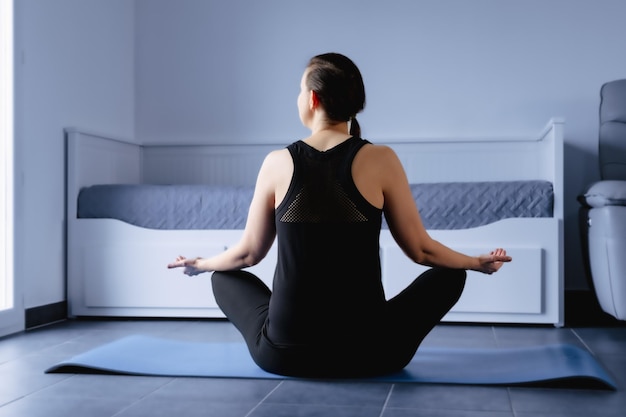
left=506, top=387, right=518, bottom=417
left=110, top=376, right=179, bottom=417
left=571, top=328, right=596, bottom=355
left=0, top=372, right=76, bottom=410
left=0, top=394, right=29, bottom=409
left=244, top=379, right=285, bottom=417
left=491, top=326, right=501, bottom=347
left=378, top=383, right=395, bottom=417
left=569, top=327, right=622, bottom=388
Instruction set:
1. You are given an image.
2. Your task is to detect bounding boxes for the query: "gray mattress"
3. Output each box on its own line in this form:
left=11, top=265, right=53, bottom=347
left=77, top=181, right=553, bottom=230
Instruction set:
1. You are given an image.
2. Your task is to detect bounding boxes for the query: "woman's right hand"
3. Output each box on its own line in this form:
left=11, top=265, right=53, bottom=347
left=167, top=255, right=205, bottom=276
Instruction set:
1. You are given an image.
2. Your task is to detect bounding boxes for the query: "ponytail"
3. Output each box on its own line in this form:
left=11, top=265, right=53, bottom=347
left=349, top=116, right=361, bottom=137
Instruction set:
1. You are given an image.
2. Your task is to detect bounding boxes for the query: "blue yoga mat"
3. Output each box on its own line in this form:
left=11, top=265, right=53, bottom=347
left=45, top=335, right=617, bottom=389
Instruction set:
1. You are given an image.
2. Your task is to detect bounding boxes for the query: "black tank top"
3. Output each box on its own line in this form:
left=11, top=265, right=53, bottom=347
left=266, top=137, right=385, bottom=346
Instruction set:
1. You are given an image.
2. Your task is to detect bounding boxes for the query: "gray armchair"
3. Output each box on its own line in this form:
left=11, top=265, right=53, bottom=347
left=579, top=79, right=626, bottom=320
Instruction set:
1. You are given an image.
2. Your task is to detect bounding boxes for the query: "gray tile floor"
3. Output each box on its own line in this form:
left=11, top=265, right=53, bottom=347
left=1, top=319, right=625, bottom=417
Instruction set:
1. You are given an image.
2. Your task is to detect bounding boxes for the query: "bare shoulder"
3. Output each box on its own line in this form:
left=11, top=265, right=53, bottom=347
left=261, top=148, right=289, bottom=163
left=354, top=143, right=403, bottom=173
left=259, top=148, right=292, bottom=176
left=352, top=143, right=405, bottom=208
left=257, top=148, right=293, bottom=204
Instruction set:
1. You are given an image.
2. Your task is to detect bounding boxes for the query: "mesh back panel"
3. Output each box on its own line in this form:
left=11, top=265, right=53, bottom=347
left=280, top=182, right=368, bottom=223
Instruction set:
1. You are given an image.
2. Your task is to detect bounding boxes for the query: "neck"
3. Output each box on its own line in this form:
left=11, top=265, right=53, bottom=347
left=304, top=119, right=351, bottom=151
left=311, top=121, right=349, bottom=136
left=306, top=107, right=348, bottom=135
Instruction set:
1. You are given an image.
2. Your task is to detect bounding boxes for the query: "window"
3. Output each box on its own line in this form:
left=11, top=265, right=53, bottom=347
left=0, top=0, right=19, bottom=336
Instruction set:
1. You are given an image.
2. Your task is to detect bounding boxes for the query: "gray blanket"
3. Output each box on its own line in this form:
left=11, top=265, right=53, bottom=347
left=77, top=181, right=553, bottom=230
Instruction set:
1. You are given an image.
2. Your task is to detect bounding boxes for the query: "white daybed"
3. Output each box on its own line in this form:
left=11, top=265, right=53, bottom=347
left=65, top=119, right=564, bottom=326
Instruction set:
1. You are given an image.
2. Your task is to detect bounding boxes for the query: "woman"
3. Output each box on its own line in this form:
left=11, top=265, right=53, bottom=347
left=168, top=53, right=511, bottom=378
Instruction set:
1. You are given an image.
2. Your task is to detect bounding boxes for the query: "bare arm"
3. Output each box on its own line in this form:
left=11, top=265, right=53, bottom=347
left=374, top=146, right=511, bottom=274
left=167, top=151, right=281, bottom=275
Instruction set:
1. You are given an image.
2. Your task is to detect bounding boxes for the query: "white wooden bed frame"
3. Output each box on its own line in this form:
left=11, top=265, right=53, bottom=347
left=66, top=119, right=564, bottom=326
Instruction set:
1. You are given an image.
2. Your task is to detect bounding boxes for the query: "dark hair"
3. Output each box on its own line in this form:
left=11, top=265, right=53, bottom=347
left=306, top=53, right=366, bottom=137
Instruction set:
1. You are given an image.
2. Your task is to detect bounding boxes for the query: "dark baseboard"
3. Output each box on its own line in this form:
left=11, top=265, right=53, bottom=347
left=565, top=289, right=626, bottom=327
left=25, top=301, right=68, bottom=329
left=20, top=291, right=623, bottom=329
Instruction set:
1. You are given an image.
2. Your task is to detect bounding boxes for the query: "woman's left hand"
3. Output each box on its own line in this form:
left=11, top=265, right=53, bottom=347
left=476, top=248, right=511, bottom=274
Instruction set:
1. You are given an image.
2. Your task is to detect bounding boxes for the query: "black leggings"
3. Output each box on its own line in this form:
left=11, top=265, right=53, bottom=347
left=211, top=267, right=466, bottom=378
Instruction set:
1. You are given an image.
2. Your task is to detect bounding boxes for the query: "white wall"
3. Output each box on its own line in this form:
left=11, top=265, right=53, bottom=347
left=15, top=0, right=135, bottom=309
left=135, top=0, right=626, bottom=290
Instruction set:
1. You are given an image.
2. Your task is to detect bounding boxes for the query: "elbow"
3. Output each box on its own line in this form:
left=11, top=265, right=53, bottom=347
left=406, top=242, right=436, bottom=266
left=243, top=251, right=265, bottom=268
left=244, top=257, right=261, bottom=268
left=403, top=245, right=427, bottom=265
left=409, top=250, right=430, bottom=266
left=391, top=226, right=436, bottom=267
left=238, top=233, right=274, bottom=269
left=407, top=236, right=439, bottom=266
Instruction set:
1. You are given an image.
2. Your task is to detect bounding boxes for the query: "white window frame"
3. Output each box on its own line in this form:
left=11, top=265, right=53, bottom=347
left=0, top=0, right=23, bottom=337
